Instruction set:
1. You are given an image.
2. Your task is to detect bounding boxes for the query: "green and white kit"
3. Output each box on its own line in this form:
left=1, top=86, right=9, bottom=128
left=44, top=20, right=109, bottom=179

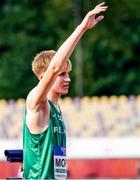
left=23, top=100, right=67, bottom=179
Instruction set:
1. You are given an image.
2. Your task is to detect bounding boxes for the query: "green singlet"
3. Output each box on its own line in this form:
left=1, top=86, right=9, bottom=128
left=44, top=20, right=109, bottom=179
left=23, top=101, right=67, bottom=179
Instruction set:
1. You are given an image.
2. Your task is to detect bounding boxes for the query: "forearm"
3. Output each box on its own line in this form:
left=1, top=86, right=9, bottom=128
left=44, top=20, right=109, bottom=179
left=49, top=25, right=86, bottom=70
left=32, top=2, right=107, bottom=107
left=48, top=2, right=108, bottom=72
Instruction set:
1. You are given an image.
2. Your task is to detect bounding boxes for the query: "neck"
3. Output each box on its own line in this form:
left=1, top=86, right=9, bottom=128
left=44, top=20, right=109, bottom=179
left=47, top=91, right=60, bottom=105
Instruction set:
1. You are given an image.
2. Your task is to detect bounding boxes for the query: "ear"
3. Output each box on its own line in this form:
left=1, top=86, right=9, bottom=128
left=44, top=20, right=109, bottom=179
left=39, top=72, right=44, bottom=80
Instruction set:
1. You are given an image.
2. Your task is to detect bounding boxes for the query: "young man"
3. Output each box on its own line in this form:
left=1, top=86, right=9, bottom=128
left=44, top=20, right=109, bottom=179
left=23, top=2, right=108, bottom=179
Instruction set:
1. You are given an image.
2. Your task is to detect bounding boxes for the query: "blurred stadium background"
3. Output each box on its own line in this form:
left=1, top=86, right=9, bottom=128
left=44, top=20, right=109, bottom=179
left=0, top=0, right=140, bottom=179
left=2, top=96, right=140, bottom=179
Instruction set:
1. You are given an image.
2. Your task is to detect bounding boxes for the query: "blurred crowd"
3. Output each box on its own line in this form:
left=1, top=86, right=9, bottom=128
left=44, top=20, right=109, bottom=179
left=1, top=96, right=140, bottom=139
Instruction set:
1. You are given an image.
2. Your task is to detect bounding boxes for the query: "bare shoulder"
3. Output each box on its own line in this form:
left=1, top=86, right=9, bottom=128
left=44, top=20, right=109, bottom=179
left=26, top=87, right=46, bottom=110
left=25, top=87, right=51, bottom=134
left=26, top=87, right=37, bottom=110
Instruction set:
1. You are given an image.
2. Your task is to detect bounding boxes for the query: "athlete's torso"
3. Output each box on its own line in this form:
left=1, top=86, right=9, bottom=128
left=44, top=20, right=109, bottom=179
left=23, top=100, right=67, bottom=179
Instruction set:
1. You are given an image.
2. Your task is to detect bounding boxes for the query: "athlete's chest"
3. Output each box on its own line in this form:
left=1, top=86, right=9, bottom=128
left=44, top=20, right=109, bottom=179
left=51, top=111, right=66, bottom=135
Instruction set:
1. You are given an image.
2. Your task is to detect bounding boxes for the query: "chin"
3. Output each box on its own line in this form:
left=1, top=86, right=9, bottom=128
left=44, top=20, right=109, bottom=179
left=61, top=90, right=69, bottom=95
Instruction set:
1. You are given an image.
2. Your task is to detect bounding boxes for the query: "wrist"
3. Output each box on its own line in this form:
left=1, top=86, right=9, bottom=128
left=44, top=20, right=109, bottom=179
left=77, top=24, right=87, bottom=34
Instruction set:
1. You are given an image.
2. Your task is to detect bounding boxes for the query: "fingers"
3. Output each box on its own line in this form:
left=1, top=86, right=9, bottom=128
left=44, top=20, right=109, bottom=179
left=96, top=2, right=106, bottom=7
left=88, top=6, right=108, bottom=16
left=93, top=2, right=108, bottom=14
left=95, top=15, right=104, bottom=24
left=96, top=7, right=108, bottom=12
left=95, top=6, right=108, bottom=12
left=98, top=6, right=108, bottom=10
left=87, top=1, right=108, bottom=17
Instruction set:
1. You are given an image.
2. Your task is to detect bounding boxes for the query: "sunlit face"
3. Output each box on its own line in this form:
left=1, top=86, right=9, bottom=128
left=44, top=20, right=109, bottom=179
left=51, top=70, right=71, bottom=95
left=39, top=70, right=71, bottom=96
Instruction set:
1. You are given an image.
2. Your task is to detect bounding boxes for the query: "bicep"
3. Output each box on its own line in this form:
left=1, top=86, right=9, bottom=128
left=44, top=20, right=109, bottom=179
left=32, top=67, right=59, bottom=107
left=26, top=98, right=50, bottom=134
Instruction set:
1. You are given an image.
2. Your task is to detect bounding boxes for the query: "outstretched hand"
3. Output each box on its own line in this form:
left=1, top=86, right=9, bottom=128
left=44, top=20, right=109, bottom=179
left=80, top=2, right=108, bottom=31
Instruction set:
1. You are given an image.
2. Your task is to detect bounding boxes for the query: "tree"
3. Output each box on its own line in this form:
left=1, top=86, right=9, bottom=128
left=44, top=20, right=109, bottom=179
left=0, top=0, right=140, bottom=99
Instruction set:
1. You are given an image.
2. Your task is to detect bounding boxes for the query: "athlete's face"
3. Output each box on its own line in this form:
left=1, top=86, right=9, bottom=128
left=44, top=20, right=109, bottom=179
left=51, top=70, right=71, bottom=95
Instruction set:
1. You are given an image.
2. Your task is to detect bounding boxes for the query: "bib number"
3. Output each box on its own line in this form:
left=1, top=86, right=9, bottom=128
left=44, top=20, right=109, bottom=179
left=54, top=146, right=67, bottom=179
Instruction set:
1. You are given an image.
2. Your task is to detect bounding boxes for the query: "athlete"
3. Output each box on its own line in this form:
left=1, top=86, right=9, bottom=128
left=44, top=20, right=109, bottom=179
left=23, top=2, right=108, bottom=179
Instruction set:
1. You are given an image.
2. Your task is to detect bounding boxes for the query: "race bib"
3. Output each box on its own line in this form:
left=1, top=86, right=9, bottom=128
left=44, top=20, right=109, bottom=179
left=54, top=145, right=67, bottom=179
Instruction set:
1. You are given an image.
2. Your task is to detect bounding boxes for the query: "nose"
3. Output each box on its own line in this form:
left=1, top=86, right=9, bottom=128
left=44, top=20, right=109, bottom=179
left=65, top=74, right=71, bottom=82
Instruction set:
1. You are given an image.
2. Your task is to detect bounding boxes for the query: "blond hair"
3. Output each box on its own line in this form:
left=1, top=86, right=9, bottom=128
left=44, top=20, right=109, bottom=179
left=32, top=50, right=72, bottom=78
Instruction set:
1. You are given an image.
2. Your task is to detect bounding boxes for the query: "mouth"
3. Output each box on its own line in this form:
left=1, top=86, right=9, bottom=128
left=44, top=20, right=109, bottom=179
left=62, top=84, right=69, bottom=89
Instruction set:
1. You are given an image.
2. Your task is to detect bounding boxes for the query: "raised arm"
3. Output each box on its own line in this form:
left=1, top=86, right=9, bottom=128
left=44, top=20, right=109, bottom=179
left=29, top=2, right=108, bottom=109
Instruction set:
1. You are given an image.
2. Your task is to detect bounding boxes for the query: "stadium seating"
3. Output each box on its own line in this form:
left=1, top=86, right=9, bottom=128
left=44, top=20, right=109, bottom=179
left=1, top=96, right=140, bottom=138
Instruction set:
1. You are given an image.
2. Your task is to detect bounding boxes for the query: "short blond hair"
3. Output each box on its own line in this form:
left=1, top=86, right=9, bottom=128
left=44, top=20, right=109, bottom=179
left=32, top=50, right=72, bottom=78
